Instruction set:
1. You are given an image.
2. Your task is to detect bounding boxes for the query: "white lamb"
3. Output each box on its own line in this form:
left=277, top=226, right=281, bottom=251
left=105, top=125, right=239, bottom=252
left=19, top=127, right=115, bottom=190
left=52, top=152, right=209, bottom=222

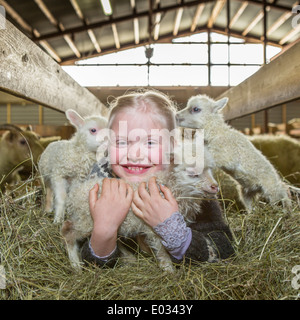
left=38, top=109, right=108, bottom=224
left=62, top=142, right=218, bottom=271
left=176, top=94, right=291, bottom=212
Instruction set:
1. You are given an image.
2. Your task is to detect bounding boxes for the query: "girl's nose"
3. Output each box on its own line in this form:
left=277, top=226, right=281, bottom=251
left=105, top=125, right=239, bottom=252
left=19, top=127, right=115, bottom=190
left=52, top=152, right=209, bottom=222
left=128, top=143, right=145, bottom=161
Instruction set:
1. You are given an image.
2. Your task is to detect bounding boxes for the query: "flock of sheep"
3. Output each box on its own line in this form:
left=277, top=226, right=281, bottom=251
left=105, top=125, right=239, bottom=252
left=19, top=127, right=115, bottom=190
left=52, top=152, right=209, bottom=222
left=0, top=95, right=299, bottom=271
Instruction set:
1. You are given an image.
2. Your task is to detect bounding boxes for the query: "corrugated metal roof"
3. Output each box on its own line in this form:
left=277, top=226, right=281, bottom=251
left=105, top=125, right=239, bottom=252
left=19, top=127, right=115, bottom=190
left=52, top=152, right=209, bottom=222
left=0, top=0, right=299, bottom=64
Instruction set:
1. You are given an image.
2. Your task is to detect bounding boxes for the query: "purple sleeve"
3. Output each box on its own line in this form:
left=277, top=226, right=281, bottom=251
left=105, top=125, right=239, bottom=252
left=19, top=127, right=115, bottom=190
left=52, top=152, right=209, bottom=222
left=153, top=211, right=192, bottom=260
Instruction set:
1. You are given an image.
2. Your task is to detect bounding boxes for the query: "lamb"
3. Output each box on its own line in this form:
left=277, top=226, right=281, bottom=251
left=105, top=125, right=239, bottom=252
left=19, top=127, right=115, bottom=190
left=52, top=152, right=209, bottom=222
left=0, top=124, right=44, bottom=191
left=38, top=109, right=107, bottom=224
left=62, top=140, right=219, bottom=271
left=176, top=94, right=291, bottom=212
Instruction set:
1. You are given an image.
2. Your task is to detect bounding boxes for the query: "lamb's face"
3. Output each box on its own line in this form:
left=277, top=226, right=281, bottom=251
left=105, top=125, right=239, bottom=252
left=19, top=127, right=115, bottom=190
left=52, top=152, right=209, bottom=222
left=82, top=118, right=108, bottom=152
left=176, top=96, right=214, bottom=129
left=176, top=95, right=228, bottom=129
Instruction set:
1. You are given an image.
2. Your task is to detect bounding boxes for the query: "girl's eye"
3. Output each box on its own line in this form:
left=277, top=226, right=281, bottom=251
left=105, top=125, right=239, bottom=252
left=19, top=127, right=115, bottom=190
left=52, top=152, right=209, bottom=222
left=147, top=140, right=158, bottom=147
left=90, top=128, right=97, bottom=134
left=116, top=140, right=127, bottom=147
left=191, top=107, right=201, bottom=113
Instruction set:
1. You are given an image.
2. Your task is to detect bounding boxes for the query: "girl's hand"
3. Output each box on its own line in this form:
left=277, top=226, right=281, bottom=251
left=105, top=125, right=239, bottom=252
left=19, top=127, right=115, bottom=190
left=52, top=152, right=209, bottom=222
left=89, top=178, right=133, bottom=256
left=131, top=176, right=179, bottom=227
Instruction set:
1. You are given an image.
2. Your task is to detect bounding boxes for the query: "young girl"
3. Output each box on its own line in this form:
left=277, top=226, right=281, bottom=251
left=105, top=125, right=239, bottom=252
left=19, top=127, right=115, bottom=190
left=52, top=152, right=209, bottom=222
left=80, top=89, right=234, bottom=267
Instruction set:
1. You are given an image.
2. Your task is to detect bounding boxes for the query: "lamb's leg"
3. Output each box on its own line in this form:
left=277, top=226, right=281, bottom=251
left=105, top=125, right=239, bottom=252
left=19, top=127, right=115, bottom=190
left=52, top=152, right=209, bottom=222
left=146, top=234, right=174, bottom=273
left=265, top=184, right=292, bottom=211
left=52, top=177, right=68, bottom=224
left=45, top=186, right=53, bottom=213
left=61, top=220, right=82, bottom=271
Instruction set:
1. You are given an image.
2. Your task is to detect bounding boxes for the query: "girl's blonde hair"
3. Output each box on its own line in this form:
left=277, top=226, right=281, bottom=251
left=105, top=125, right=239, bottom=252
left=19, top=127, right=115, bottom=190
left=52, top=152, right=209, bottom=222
left=108, top=89, right=177, bottom=130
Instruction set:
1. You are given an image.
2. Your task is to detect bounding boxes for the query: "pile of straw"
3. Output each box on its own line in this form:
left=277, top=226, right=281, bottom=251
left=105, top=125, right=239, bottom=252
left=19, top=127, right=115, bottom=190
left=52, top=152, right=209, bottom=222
left=0, top=178, right=299, bottom=300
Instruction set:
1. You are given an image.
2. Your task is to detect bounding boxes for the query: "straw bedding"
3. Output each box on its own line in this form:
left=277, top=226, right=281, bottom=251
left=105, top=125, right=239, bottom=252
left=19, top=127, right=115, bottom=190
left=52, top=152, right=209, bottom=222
left=0, top=177, right=299, bottom=300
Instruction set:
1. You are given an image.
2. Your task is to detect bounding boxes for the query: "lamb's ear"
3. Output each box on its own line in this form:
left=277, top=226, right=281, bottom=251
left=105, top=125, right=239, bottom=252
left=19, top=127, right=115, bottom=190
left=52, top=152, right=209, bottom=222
left=214, top=97, right=228, bottom=112
left=65, top=109, right=84, bottom=129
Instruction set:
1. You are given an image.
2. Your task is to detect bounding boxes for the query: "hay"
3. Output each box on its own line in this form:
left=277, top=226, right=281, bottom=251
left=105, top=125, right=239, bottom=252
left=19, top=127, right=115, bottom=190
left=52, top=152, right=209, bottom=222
left=0, top=178, right=299, bottom=300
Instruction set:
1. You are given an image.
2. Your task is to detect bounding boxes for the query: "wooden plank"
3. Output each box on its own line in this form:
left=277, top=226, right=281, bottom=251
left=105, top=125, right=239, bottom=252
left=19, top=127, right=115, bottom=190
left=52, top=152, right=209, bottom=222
left=0, top=20, right=105, bottom=117
left=218, top=41, right=300, bottom=121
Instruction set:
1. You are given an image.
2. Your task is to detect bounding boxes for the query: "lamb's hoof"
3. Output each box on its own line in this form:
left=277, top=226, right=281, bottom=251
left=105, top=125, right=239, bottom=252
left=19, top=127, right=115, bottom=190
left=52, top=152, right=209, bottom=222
left=53, top=215, right=64, bottom=224
left=159, top=261, right=175, bottom=273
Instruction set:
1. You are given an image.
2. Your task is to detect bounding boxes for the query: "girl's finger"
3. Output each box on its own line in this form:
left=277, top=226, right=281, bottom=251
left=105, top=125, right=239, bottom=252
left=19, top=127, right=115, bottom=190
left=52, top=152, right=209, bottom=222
left=118, top=179, right=126, bottom=196
left=126, top=184, right=133, bottom=200
left=138, top=182, right=151, bottom=201
left=89, top=183, right=99, bottom=210
left=160, top=184, right=176, bottom=202
left=100, top=178, right=110, bottom=197
left=133, top=189, right=144, bottom=209
left=110, top=178, right=119, bottom=193
left=131, top=201, right=143, bottom=219
left=148, top=176, right=160, bottom=197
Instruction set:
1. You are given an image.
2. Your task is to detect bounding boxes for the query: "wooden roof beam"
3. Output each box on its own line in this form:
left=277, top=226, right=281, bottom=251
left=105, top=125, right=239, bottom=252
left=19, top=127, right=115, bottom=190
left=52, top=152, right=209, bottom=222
left=242, top=10, right=264, bottom=36
left=207, top=0, right=226, bottom=28
left=69, top=0, right=101, bottom=53
left=34, top=0, right=81, bottom=58
left=173, top=7, right=184, bottom=36
left=279, top=23, right=300, bottom=45
left=0, top=0, right=61, bottom=62
left=130, top=0, right=140, bottom=45
left=242, top=0, right=278, bottom=36
left=153, top=0, right=161, bottom=40
left=267, top=1, right=299, bottom=36
left=34, top=0, right=216, bottom=42
left=190, top=3, right=205, bottom=32
left=229, top=1, right=248, bottom=28
left=111, top=23, right=120, bottom=49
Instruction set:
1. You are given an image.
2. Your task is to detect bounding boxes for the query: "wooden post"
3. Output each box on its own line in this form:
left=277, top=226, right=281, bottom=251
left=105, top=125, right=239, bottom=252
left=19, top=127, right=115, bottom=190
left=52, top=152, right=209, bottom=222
left=6, top=103, right=11, bottom=123
left=251, top=113, right=256, bottom=131
left=264, top=109, right=268, bottom=133
left=282, top=104, right=287, bottom=133
left=38, top=105, right=43, bottom=125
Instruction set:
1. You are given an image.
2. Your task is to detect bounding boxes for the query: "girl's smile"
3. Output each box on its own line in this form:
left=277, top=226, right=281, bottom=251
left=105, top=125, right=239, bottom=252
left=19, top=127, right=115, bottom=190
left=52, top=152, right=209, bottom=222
left=109, top=111, right=170, bottom=182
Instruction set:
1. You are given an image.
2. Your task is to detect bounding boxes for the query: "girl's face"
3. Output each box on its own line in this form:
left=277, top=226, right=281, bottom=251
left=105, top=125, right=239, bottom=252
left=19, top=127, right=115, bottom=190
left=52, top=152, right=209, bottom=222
left=109, top=111, right=170, bottom=183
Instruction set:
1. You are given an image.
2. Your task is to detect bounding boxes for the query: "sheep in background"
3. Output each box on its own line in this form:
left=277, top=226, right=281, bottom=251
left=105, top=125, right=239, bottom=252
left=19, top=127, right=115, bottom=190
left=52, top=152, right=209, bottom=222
left=62, top=141, right=219, bottom=271
left=0, top=124, right=44, bottom=191
left=249, top=134, right=300, bottom=187
left=176, top=94, right=291, bottom=213
left=38, top=109, right=107, bottom=224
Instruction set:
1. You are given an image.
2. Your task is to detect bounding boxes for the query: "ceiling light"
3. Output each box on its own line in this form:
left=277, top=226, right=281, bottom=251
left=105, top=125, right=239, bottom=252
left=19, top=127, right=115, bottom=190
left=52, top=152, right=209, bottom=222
left=100, top=0, right=112, bottom=16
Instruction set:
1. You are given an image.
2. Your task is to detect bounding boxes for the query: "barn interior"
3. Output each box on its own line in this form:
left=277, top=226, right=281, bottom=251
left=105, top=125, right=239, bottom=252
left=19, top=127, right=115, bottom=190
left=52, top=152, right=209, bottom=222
left=0, top=0, right=299, bottom=136
left=0, top=0, right=299, bottom=301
